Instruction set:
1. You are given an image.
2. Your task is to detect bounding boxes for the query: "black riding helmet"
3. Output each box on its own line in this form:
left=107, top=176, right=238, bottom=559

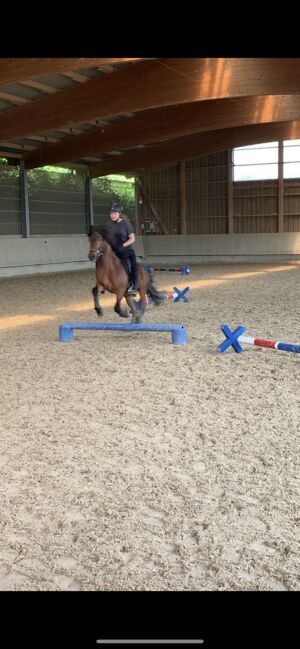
left=110, top=203, right=123, bottom=213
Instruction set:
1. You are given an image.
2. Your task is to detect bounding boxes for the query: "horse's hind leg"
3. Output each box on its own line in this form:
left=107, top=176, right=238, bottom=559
left=137, top=274, right=148, bottom=321
left=92, top=285, right=103, bottom=317
left=125, top=295, right=143, bottom=324
left=114, top=289, right=128, bottom=318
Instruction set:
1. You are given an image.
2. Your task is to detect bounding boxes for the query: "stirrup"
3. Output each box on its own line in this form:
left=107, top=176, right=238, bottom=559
left=126, top=284, right=137, bottom=296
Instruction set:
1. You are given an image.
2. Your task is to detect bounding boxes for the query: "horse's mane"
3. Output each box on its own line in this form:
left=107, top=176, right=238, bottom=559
left=87, top=224, right=117, bottom=250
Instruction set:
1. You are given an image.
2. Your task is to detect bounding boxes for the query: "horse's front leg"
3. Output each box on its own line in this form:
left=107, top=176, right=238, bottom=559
left=92, top=285, right=103, bottom=317
left=114, top=288, right=129, bottom=318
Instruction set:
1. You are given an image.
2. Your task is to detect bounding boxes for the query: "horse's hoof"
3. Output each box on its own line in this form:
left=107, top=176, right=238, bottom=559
left=95, top=308, right=103, bottom=317
left=131, top=314, right=143, bottom=324
left=116, top=308, right=128, bottom=318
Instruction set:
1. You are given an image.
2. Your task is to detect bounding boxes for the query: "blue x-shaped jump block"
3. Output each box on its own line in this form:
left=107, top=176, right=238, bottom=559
left=134, top=286, right=190, bottom=311
left=173, top=286, right=190, bottom=302
left=218, top=323, right=246, bottom=353
left=181, top=265, right=190, bottom=275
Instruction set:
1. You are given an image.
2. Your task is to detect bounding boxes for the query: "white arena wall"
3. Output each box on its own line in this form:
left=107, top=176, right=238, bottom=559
left=1, top=233, right=300, bottom=278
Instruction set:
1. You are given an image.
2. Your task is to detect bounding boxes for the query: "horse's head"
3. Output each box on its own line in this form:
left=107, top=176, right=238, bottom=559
left=88, top=224, right=117, bottom=262
left=88, top=231, right=107, bottom=262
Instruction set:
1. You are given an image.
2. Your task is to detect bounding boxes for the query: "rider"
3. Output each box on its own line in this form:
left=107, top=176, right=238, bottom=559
left=106, top=203, right=138, bottom=296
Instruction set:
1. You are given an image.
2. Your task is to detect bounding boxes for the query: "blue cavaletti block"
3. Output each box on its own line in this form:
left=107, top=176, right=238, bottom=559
left=59, top=325, right=74, bottom=342
left=59, top=322, right=188, bottom=345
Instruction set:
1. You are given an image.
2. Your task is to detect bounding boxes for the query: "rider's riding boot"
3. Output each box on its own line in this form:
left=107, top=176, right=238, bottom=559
left=126, top=282, right=137, bottom=296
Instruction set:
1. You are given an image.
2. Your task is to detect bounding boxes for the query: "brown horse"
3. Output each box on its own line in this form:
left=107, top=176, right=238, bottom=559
left=88, top=228, right=166, bottom=323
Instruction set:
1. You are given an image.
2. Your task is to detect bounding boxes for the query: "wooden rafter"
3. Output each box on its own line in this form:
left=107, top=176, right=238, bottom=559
left=89, top=120, right=300, bottom=177
left=20, top=80, right=59, bottom=94
left=24, top=94, right=300, bottom=169
left=0, top=141, right=36, bottom=151
left=0, top=91, right=28, bottom=105
left=27, top=134, right=60, bottom=143
left=57, top=127, right=85, bottom=136
left=0, top=150, right=22, bottom=158
left=97, top=65, right=115, bottom=73
left=0, top=58, right=142, bottom=86
left=2, top=58, right=300, bottom=143
left=62, top=71, right=90, bottom=83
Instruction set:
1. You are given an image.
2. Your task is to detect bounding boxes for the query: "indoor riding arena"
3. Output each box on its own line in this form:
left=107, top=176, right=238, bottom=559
left=0, top=58, right=299, bottom=593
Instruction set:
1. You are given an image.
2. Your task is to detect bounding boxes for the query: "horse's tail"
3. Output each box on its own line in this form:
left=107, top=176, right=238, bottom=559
left=147, top=278, right=167, bottom=306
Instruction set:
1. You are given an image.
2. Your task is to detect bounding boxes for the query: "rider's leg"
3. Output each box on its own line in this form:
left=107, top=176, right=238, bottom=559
left=114, top=249, right=137, bottom=295
left=119, top=256, right=130, bottom=279
left=127, top=249, right=138, bottom=289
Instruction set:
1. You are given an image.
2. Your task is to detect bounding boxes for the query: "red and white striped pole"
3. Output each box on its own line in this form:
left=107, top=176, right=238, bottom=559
left=239, top=334, right=300, bottom=353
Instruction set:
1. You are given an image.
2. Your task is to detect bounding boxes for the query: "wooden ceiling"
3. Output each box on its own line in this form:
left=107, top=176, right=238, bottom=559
left=0, top=58, right=300, bottom=176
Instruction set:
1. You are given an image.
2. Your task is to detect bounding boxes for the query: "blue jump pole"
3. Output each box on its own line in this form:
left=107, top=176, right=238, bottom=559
left=59, top=322, right=188, bottom=345
left=145, top=264, right=190, bottom=275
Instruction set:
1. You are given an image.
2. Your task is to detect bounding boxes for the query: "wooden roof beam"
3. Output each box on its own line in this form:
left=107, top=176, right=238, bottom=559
left=0, top=142, right=36, bottom=151
left=20, top=80, right=58, bottom=94
left=62, top=71, right=90, bottom=83
left=0, top=58, right=143, bottom=86
left=3, top=58, right=300, bottom=143
left=24, top=94, right=300, bottom=169
left=0, top=91, right=28, bottom=105
left=0, top=150, right=23, bottom=159
left=89, top=120, right=300, bottom=176
left=97, top=65, right=115, bottom=73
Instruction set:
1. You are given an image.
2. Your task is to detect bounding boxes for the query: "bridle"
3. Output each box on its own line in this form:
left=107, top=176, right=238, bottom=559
left=88, top=236, right=106, bottom=261
left=89, top=248, right=103, bottom=261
